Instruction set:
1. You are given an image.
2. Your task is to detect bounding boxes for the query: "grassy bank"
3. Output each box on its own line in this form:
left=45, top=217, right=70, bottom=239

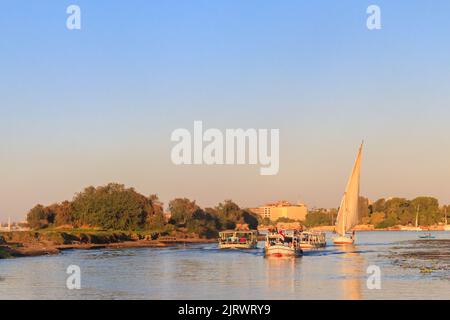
left=0, top=247, right=13, bottom=259
left=1, top=228, right=162, bottom=245
left=0, top=229, right=215, bottom=259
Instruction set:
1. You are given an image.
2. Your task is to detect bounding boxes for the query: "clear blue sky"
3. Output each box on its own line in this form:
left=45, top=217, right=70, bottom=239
left=1, top=1, right=450, bottom=220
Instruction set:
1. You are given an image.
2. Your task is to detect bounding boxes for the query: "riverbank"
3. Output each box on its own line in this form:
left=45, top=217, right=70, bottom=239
left=307, top=225, right=378, bottom=231
left=258, top=224, right=389, bottom=231
left=308, top=224, right=448, bottom=232
left=0, top=230, right=216, bottom=259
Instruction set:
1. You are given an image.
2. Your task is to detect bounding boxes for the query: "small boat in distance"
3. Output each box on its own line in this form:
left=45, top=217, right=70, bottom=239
left=419, top=233, right=435, bottom=239
left=218, top=230, right=258, bottom=249
left=264, top=229, right=303, bottom=257
left=333, top=142, right=363, bottom=245
left=299, top=231, right=326, bottom=250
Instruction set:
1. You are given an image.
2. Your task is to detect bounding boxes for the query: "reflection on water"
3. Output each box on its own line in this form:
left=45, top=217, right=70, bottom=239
left=337, top=245, right=363, bottom=300
left=265, top=257, right=298, bottom=296
left=1, top=231, right=450, bottom=300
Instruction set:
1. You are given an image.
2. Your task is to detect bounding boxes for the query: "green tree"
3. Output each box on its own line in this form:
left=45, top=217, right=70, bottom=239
left=70, top=183, right=152, bottom=230
left=146, top=194, right=165, bottom=229
left=26, top=204, right=52, bottom=229
left=370, top=198, right=386, bottom=214
left=50, top=201, right=74, bottom=226
left=304, top=208, right=335, bottom=227
left=384, top=198, right=410, bottom=226
left=168, top=198, right=199, bottom=226
left=146, top=212, right=166, bottom=230
left=359, top=197, right=370, bottom=220
left=411, top=197, right=440, bottom=226
left=186, top=208, right=220, bottom=238
left=215, top=200, right=258, bottom=230
left=370, top=212, right=385, bottom=226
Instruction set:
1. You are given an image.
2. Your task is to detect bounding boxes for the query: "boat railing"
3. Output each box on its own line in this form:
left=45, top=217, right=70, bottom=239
left=219, top=231, right=257, bottom=244
left=266, top=234, right=302, bottom=249
left=219, top=238, right=254, bottom=244
left=299, top=232, right=326, bottom=245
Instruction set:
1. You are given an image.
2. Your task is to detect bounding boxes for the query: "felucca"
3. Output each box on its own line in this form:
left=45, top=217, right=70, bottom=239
left=333, top=142, right=363, bottom=245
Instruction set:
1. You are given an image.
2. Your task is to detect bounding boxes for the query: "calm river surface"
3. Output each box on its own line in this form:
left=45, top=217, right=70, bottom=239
left=1, top=231, right=449, bottom=299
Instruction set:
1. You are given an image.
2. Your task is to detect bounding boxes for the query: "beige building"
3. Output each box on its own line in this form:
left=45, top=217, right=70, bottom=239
left=250, top=201, right=308, bottom=222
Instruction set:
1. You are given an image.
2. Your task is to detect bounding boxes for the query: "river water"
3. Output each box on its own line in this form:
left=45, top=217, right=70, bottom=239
left=1, top=231, right=449, bottom=300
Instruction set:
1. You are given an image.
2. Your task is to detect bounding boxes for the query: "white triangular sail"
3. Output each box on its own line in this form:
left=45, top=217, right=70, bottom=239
left=335, top=143, right=363, bottom=236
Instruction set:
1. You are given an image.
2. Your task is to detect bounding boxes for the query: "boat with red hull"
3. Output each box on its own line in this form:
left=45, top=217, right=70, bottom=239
left=264, top=229, right=303, bottom=257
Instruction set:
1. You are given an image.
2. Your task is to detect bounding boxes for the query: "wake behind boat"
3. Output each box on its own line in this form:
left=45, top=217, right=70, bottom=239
left=333, top=142, right=363, bottom=245
left=264, top=229, right=303, bottom=257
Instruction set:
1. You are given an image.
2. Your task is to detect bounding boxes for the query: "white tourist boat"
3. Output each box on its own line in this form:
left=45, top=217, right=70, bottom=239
left=333, top=142, right=363, bottom=245
left=218, top=230, right=258, bottom=249
left=264, top=229, right=302, bottom=257
left=299, top=231, right=326, bottom=249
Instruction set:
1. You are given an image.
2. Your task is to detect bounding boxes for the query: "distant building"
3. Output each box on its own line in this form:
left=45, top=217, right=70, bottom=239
left=250, top=201, right=308, bottom=222
left=163, top=212, right=172, bottom=222
left=0, top=218, right=30, bottom=232
left=0, top=218, right=11, bottom=232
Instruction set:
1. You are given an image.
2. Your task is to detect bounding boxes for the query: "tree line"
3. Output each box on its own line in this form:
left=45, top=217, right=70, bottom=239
left=304, top=196, right=448, bottom=228
left=26, top=183, right=259, bottom=238
left=25, top=184, right=449, bottom=234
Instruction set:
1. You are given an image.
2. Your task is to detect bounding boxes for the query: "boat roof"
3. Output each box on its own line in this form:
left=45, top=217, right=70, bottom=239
left=267, top=232, right=297, bottom=238
left=301, top=231, right=325, bottom=235
left=219, top=230, right=257, bottom=234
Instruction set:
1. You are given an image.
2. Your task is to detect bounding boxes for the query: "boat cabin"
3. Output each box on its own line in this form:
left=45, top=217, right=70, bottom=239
left=266, top=229, right=299, bottom=246
left=264, top=229, right=302, bottom=257
left=218, top=230, right=258, bottom=249
left=299, top=231, right=326, bottom=249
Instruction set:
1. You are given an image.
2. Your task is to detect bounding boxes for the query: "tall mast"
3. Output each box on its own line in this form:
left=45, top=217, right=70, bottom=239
left=415, top=205, right=420, bottom=228
left=342, top=197, right=346, bottom=236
